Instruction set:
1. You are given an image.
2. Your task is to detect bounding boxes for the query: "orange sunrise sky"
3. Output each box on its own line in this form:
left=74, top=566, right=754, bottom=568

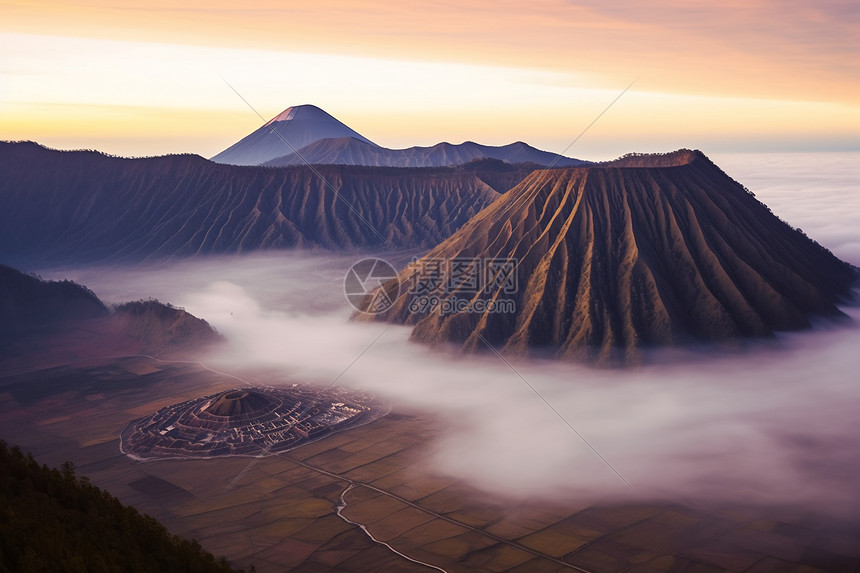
left=1, top=0, right=858, bottom=160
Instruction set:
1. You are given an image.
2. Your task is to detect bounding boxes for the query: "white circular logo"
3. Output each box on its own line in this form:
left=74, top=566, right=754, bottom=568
left=344, top=258, right=400, bottom=314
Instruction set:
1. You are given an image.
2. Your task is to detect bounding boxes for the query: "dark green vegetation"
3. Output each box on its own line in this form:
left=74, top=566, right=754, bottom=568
left=0, top=141, right=538, bottom=264
left=0, top=266, right=220, bottom=370
left=0, top=440, right=248, bottom=573
left=363, top=150, right=858, bottom=363
left=1, top=265, right=112, bottom=369
left=0, top=264, right=108, bottom=332
left=113, top=299, right=223, bottom=351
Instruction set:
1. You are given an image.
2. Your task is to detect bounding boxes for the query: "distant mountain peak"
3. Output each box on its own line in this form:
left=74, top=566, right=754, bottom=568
left=211, top=104, right=376, bottom=166
left=214, top=106, right=586, bottom=168
left=263, top=104, right=332, bottom=126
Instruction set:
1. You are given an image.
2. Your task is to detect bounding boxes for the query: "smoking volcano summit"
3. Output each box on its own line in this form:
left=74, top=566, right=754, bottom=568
left=210, top=104, right=376, bottom=166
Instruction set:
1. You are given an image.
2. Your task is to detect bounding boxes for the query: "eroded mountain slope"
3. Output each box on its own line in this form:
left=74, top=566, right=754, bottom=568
left=362, top=150, right=857, bottom=363
left=0, top=142, right=530, bottom=263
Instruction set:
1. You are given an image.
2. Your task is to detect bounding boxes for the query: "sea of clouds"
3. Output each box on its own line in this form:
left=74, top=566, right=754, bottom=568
left=39, top=151, right=860, bottom=514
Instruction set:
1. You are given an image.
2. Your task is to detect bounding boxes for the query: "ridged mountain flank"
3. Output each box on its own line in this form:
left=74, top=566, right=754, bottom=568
left=0, top=142, right=535, bottom=264
left=211, top=105, right=376, bottom=166
left=359, top=150, right=858, bottom=364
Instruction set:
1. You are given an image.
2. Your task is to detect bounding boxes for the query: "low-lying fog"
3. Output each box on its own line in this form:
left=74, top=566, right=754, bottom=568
left=38, top=151, right=860, bottom=515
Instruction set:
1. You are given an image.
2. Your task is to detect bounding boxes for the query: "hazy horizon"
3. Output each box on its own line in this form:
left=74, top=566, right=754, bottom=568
left=2, top=1, right=858, bottom=159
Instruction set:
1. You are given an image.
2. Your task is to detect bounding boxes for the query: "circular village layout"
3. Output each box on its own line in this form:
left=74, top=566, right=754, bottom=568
left=120, top=385, right=388, bottom=460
